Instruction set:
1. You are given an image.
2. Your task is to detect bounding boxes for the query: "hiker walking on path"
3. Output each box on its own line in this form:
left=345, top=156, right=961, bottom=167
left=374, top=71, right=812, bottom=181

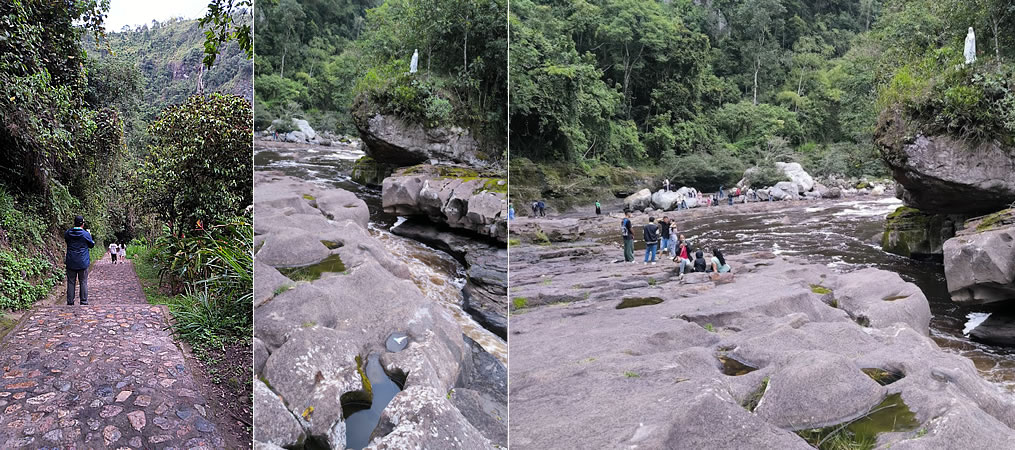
left=109, top=241, right=119, bottom=264
left=537, top=200, right=546, bottom=217
left=595, top=201, right=601, bottom=215
left=643, top=216, right=660, bottom=264
left=65, top=215, right=94, bottom=306
left=118, top=242, right=126, bottom=263
left=622, top=211, right=635, bottom=263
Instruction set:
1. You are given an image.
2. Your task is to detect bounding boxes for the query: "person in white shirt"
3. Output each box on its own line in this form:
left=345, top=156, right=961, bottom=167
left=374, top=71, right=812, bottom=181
left=109, top=242, right=119, bottom=264
left=117, top=243, right=126, bottom=264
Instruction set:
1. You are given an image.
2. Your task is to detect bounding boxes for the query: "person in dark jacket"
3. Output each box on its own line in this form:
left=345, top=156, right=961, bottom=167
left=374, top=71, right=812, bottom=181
left=693, top=250, right=708, bottom=272
left=64, top=215, right=95, bottom=305
left=621, top=210, right=635, bottom=262
left=643, top=216, right=660, bottom=264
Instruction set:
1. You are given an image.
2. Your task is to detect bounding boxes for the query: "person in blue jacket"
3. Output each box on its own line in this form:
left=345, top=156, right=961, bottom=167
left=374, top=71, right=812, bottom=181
left=64, top=215, right=95, bottom=306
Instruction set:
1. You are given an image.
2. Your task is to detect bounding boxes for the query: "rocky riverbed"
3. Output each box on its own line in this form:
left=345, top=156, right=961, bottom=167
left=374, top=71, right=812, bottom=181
left=509, top=198, right=1015, bottom=448
left=253, top=155, right=506, bottom=446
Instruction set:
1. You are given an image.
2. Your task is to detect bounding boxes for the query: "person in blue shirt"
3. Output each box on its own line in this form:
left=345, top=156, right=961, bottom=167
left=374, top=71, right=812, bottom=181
left=64, top=215, right=95, bottom=306
left=508, top=204, right=515, bottom=220
left=621, top=210, right=634, bottom=262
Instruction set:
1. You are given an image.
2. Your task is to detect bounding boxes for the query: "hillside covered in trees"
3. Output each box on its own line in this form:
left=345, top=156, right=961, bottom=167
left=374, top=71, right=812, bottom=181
left=509, top=0, right=1015, bottom=200
left=254, top=0, right=507, bottom=149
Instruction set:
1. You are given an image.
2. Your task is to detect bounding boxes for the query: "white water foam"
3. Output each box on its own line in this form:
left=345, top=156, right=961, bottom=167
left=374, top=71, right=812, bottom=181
left=963, top=312, right=992, bottom=335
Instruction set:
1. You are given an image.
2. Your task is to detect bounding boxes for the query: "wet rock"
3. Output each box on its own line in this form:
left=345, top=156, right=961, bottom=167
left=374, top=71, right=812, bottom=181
left=451, top=337, right=507, bottom=446
left=943, top=210, right=1015, bottom=305
left=624, top=189, right=652, bottom=211
left=832, top=268, right=932, bottom=333
left=371, top=386, right=491, bottom=448
left=876, top=115, right=1015, bottom=214
left=969, top=314, right=1015, bottom=346
left=353, top=102, right=492, bottom=167
left=882, top=206, right=964, bottom=260
left=382, top=167, right=507, bottom=242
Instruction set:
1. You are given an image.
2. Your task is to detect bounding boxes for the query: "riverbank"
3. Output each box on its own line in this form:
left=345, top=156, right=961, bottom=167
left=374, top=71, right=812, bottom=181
left=508, top=238, right=1015, bottom=448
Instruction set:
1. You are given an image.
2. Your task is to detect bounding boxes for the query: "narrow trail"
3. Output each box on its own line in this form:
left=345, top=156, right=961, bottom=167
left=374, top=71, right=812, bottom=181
left=0, top=253, right=226, bottom=448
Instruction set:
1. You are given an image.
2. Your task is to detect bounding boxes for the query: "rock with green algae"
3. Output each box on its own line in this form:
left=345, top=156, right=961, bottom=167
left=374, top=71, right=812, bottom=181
left=881, top=206, right=966, bottom=260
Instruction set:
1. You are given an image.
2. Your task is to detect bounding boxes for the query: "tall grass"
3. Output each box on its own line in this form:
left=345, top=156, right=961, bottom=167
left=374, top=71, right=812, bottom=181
left=130, top=219, right=252, bottom=350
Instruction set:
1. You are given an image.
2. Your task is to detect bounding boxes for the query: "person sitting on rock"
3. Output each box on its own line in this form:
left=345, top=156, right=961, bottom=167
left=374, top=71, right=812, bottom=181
left=709, top=248, right=731, bottom=273
left=693, top=249, right=708, bottom=272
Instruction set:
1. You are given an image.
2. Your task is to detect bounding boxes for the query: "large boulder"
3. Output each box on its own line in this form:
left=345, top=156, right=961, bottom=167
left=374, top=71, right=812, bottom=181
left=775, top=162, right=814, bottom=193
left=354, top=98, right=492, bottom=167
left=943, top=209, right=1015, bottom=305
left=291, top=118, right=316, bottom=140
left=768, top=182, right=798, bottom=200
left=381, top=166, right=507, bottom=243
left=881, top=206, right=965, bottom=260
left=650, top=190, right=684, bottom=211
left=624, top=189, right=652, bottom=211
left=876, top=113, right=1015, bottom=214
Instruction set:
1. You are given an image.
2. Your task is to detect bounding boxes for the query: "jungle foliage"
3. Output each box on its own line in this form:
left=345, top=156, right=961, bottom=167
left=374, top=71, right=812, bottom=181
left=509, top=0, right=1015, bottom=191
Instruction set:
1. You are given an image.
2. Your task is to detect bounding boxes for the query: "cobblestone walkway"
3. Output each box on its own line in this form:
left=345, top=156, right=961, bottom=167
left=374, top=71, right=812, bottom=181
left=0, top=254, right=225, bottom=448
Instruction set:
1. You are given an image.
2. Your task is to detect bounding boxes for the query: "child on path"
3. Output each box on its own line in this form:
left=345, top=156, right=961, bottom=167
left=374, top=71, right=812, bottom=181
left=118, top=243, right=126, bottom=264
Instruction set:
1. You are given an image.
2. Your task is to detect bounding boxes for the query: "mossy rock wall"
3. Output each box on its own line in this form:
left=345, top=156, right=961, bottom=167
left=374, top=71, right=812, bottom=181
left=882, top=206, right=966, bottom=260
left=351, top=156, right=395, bottom=187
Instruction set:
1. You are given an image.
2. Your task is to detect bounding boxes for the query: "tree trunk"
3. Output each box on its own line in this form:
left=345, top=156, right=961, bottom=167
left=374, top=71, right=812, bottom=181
left=280, top=47, right=286, bottom=78
left=753, top=56, right=760, bottom=106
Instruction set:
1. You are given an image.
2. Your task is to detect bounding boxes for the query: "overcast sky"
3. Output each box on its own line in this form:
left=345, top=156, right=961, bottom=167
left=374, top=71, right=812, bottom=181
left=104, top=0, right=209, bottom=31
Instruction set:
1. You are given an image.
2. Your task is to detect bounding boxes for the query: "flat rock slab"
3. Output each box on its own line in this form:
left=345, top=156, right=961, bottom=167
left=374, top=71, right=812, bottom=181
left=0, top=254, right=224, bottom=449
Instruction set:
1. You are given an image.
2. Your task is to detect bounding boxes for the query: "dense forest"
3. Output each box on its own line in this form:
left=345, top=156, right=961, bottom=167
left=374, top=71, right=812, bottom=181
left=509, top=0, right=1015, bottom=196
left=254, top=0, right=508, bottom=149
left=0, top=0, right=253, bottom=414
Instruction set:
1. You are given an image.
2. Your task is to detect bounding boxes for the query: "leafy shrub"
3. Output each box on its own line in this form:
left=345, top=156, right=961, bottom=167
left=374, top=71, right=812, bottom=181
left=0, top=250, right=59, bottom=310
left=666, top=152, right=746, bottom=191
left=744, top=165, right=790, bottom=188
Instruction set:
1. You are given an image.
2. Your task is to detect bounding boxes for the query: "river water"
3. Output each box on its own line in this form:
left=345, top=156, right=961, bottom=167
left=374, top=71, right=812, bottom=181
left=254, top=141, right=507, bottom=364
left=603, top=196, right=1014, bottom=393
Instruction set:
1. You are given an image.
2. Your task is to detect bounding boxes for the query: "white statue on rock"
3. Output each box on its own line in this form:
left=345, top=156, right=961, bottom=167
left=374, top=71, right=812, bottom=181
left=410, top=49, right=419, bottom=73
left=964, top=27, right=976, bottom=64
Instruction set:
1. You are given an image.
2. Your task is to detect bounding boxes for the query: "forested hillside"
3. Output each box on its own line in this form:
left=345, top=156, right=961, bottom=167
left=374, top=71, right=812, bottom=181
left=82, top=17, right=253, bottom=148
left=254, top=0, right=507, bottom=149
left=509, top=0, right=1015, bottom=197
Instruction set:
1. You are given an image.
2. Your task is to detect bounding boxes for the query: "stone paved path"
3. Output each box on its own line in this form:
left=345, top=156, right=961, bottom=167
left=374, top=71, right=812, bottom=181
left=0, top=253, right=226, bottom=449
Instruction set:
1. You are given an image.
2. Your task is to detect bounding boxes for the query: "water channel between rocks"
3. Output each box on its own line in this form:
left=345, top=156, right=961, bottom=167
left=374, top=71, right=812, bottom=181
left=255, top=143, right=507, bottom=364
left=591, top=196, right=1014, bottom=393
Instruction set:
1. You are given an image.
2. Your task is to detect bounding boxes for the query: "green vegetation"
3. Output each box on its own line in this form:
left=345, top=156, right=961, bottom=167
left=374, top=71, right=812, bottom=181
left=534, top=230, right=551, bottom=245
left=704, top=323, right=716, bottom=333
left=811, top=284, right=833, bottom=295
left=254, top=0, right=507, bottom=153
left=742, top=376, right=770, bottom=412
left=509, top=0, right=1015, bottom=197
left=975, top=208, right=1014, bottom=232
left=512, top=297, right=529, bottom=309
left=508, top=238, right=521, bottom=247
left=623, top=371, right=640, bottom=378
left=797, top=393, right=920, bottom=449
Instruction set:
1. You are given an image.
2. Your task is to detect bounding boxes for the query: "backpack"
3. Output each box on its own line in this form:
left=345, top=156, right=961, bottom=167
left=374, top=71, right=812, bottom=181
left=621, top=218, right=630, bottom=237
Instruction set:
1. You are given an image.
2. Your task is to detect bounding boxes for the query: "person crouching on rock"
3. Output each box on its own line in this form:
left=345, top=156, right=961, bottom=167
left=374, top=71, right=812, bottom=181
left=674, top=235, right=693, bottom=277
left=621, top=210, right=635, bottom=263
left=65, top=215, right=95, bottom=306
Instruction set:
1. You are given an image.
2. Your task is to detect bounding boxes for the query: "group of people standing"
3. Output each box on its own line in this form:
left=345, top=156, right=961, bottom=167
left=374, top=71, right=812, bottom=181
left=621, top=211, right=731, bottom=276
